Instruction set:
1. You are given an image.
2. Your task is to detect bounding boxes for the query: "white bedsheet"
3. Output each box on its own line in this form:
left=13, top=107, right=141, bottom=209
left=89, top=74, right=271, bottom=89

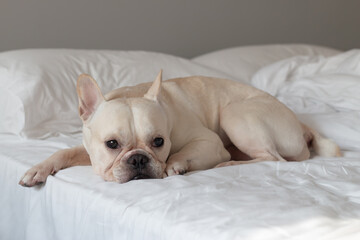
left=2, top=50, right=360, bottom=240
left=1, top=135, right=360, bottom=240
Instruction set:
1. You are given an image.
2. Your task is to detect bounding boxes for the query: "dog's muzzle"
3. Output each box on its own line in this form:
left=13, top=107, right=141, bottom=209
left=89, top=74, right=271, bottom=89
left=113, top=149, right=161, bottom=183
left=125, top=151, right=153, bottom=180
left=127, top=153, right=149, bottom=170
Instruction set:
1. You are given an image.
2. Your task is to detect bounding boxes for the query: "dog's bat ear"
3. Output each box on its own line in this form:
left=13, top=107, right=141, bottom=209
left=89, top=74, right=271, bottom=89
left=144, top=70, right=162, bottom=101
left=77, top=74, right=105, bottom=122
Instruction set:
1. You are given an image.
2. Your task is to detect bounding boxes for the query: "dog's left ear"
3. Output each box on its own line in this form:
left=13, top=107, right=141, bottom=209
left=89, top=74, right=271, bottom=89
left=144, top=70, right=162, bottom=101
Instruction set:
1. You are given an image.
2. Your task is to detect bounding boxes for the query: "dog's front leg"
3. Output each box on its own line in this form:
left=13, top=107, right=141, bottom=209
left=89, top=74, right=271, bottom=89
left=165, top=130, right=230, bottom=177
left=19, top=145, right=90, bottom=187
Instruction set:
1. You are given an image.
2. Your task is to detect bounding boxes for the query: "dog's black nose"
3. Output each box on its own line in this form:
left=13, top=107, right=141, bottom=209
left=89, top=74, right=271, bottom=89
left=127, top=154, right=149, bottom=169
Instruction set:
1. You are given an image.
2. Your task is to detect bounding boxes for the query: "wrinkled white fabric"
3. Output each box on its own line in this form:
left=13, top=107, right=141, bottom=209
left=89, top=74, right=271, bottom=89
left=1, top=134, right=360, bottom=240
left=252, top=50, right=360, bottom=113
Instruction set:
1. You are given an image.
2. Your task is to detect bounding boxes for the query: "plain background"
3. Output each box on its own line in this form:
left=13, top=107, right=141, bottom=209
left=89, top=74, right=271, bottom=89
left=1, top=0, right=360, bottom=58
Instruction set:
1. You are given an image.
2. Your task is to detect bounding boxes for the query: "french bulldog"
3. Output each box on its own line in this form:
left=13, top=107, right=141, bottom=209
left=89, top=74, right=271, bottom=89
left=19, top=71, right=341, bottom=186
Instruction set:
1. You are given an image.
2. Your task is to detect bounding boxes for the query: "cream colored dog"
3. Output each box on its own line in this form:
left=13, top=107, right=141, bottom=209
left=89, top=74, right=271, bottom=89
left=19, top=71, right=341, bottom=186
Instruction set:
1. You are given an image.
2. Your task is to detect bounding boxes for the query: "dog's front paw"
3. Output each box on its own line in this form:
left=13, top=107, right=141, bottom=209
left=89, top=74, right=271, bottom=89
left=165, top=160, right=188, bottom=177
left=19, top=164, right=54, bottom=187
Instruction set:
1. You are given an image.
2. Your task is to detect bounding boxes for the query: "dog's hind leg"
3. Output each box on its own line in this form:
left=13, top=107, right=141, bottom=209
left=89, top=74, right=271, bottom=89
left=218, top=96, right=309, bottom=168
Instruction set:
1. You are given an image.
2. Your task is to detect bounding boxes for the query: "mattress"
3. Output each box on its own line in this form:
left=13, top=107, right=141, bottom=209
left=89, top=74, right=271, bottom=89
left=1, top=45, right=360, bottom=240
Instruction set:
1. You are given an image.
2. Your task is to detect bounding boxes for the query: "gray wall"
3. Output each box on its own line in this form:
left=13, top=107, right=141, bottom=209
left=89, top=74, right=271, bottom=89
left=1, top=0, right=359, bottom=58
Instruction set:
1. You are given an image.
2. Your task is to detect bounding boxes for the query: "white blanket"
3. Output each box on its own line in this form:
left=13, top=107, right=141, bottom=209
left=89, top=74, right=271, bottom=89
left=1, top=50, right=360, bottom=240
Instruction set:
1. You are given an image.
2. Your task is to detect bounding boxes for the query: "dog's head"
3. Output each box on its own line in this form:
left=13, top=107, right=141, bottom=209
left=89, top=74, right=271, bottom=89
left=77, top=71, right=171, bottom=183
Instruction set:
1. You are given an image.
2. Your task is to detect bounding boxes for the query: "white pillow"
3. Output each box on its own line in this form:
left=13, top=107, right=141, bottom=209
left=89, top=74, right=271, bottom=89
left=0, top=49, right=235, bottom=138
left=192, top=44, right=341, bottom=83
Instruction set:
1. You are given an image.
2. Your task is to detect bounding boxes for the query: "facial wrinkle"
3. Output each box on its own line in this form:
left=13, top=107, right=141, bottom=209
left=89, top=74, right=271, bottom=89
left=104, top=149, right=123, bottom=174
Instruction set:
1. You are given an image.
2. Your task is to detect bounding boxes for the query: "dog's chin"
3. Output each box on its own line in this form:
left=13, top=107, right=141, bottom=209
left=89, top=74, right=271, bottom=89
left=114, top=170, right=163, bottom=183
left=131, top=174, right=151, bottom=180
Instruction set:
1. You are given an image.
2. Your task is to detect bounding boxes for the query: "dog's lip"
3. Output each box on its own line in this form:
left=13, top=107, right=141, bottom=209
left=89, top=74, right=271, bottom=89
left=131, top=174, right=150, bottom=180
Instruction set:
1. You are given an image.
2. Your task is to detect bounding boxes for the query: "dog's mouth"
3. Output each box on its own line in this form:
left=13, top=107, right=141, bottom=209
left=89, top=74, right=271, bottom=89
left=131, top=174, right=151, bottom=180
left=112, top=149, right=164, bottom=183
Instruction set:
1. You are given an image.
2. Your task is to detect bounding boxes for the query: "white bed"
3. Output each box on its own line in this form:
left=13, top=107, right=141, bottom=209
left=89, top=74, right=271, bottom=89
left=1, top=44, right=360, bottom=240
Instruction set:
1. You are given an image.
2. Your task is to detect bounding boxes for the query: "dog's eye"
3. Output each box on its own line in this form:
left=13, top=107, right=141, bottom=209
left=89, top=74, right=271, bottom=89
left=153, top=137, right=164, bottom=147
left=106, top=140, right=119, bottom=149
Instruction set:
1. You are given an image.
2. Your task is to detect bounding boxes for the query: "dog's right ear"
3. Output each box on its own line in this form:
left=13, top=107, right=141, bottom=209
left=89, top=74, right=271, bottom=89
left=77, top=74, right=104, bottom=122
